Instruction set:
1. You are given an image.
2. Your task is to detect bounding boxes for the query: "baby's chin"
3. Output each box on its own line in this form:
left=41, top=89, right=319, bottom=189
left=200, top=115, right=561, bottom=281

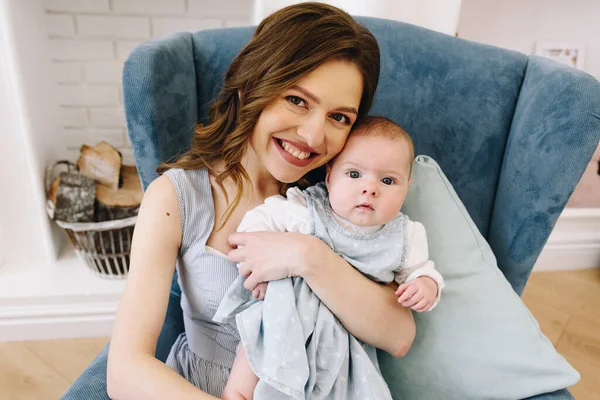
left=345, top=213, right=382, bottom=228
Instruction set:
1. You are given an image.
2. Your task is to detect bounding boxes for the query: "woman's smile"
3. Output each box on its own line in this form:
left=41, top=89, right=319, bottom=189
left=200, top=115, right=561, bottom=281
left=273, top=138, right=318, bottom=167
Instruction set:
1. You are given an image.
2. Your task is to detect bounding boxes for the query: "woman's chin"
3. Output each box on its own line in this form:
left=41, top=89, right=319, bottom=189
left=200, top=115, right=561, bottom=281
left=271, top=168, right=306, bottom=184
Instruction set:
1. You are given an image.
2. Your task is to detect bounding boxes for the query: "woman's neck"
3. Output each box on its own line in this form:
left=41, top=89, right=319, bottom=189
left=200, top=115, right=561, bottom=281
left=241, top=148, right=281, bottom=201
left=211, top=152, right=280, bottom=206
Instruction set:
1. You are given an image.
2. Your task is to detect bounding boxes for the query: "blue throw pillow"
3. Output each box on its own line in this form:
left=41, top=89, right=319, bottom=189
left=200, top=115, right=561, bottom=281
left=378, top=156, right=579, bottom=399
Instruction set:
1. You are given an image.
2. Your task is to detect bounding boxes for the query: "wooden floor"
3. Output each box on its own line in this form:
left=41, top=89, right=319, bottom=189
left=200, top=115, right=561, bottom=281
left=521, top=269, right=600, bottom=400
left=0, top=269, right=599, bottom=399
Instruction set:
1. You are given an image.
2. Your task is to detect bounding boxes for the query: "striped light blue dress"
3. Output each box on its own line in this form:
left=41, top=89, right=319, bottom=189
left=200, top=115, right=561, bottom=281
left=163, top=168, right=240, bottom=397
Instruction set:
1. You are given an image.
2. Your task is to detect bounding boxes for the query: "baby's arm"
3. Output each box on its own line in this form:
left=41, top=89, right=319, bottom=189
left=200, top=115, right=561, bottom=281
left=221, top=344, right=259, bottom=400
left=394, top=221, right=445, bottom=312
left=236, top=187, right=310, bottom=300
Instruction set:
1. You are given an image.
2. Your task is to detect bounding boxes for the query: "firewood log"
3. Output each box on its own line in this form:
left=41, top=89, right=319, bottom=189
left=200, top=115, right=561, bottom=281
left=77, top=141, right=122, bottom=190
left=94, top=165, right=142, bottom=222
left=54, top=172, right=96, bottom=223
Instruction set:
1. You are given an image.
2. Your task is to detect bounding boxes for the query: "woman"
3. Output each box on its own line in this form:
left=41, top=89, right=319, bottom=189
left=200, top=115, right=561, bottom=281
left=105, top=3, right=415, bottom=399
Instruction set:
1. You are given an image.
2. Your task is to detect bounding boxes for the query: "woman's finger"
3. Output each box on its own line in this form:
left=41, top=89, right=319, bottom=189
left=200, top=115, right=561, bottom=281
left=244, top=273, right=261, bottom=291
left=411, top=298, right=431, bottom=312
left=397, top=284, right=418, bottom=303
left=238, top=262, right=252, bottom=277
left=403, top=291, right=424, bottom=308
left=228, top=232, right=251, bottom=248
left=227, top=248, right=245, bottom=263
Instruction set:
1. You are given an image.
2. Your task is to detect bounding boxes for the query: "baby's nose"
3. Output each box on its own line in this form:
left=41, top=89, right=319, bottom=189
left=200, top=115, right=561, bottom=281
left=362, top=187, right=377, bottom=197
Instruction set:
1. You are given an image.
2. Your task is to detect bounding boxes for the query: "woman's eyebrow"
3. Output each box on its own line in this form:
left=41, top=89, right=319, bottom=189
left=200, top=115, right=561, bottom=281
left=336, top=106, right=358, bottom=115
left=290, top=85, right=320, bottom=104
left=290, top=85, right=358, bottom=115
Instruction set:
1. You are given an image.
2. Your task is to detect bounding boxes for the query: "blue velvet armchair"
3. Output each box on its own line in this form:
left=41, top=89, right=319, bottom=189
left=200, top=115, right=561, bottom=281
left=62, top=17, right=600, bottom=400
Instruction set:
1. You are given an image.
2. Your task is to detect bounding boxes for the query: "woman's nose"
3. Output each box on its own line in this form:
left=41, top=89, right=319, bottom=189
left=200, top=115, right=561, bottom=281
left=297, top=113, right=325, bottom=149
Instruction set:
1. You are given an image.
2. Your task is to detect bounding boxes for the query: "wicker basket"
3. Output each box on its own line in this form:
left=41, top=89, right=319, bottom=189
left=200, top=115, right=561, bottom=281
left=45, top=161, right=137, bottom=279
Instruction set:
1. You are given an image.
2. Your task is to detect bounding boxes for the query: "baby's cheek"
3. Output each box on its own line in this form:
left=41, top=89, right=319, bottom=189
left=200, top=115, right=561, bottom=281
left=329, top=191, right=349, bottom=218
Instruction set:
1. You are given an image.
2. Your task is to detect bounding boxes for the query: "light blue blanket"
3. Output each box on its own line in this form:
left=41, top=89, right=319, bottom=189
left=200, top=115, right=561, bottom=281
left=213, top=184, right=408, bottom=399
left=213, top=274, right=393, bottom=399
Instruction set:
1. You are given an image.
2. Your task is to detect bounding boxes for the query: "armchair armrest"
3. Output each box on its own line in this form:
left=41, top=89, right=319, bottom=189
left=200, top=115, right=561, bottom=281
left=489, top=56, right=600, bottom=294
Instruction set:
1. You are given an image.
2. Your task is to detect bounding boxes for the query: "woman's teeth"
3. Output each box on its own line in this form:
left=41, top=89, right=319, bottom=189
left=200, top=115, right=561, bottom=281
left=280, top=140, right=311, bottom=160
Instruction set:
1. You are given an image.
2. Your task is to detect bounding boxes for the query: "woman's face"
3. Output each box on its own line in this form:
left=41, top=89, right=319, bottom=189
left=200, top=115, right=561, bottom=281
left=248, top=60, right=363, bottom=183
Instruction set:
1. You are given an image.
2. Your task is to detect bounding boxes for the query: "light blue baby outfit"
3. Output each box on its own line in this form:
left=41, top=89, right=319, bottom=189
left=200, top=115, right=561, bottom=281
left=214, top=182, right=409, bottom=399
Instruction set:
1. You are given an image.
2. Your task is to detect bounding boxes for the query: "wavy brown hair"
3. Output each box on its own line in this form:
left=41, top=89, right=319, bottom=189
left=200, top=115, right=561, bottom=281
left=158, top=2, right=380, bottom=228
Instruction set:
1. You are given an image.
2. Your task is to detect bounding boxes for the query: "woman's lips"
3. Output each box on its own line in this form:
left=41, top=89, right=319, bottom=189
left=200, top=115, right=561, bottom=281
left=278, top=138, right=318, bottom=154
left=273, top=138, right=316, bottom=167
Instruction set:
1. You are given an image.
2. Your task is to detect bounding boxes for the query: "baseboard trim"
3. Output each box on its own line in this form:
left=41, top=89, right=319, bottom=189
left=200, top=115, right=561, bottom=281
left=0, top=251, right=124, bottom=342
left=533, top=208, right=600, bottom=271
left=0, top=299, right=118, bottom=342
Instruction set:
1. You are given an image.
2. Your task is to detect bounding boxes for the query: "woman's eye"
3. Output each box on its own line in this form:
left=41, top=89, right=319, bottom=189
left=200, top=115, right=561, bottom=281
left=381, top=177, right=394, bottom=185
left=331, top=113, right=350, bottom=124
left=286, top=96, right=305, bottom=107
left=348, top=171, right=360, bottom=179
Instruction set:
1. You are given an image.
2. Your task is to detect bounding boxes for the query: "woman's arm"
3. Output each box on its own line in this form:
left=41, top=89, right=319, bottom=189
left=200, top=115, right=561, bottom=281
left=107, top=175, right=218, bottom=400
left=228, top=232, right=415, bottom=358
left=300, top=235, right=416, bottom=358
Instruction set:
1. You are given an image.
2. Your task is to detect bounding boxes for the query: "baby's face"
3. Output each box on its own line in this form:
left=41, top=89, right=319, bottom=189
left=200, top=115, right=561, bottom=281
left=326, top=134, right=412, bottom=227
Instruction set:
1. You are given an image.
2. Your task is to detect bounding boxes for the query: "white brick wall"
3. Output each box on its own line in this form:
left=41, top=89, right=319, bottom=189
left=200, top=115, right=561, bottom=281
left=77, top=16, right=151, bottom=38
left=47, top=14, right=76, bottom=37
left=45, top=0, right=110, bottom=13
left=83, top=62, right=124, bottom=84
left=49, top=39, right=114, bottom=60
left=52, top=63, right=82, bottom=83
left=112, top=0, right=186, bottom=15
left=188, top=0, right=253, bottom=18
left=61, top=108, right=88, bottom=127
left=46, top=0, right=253, bottom=159
left=151, top=18, right=221, bottom=38
left=57, top=85, right=120, bottom=106
left=89, top=107, right=126, bottom=127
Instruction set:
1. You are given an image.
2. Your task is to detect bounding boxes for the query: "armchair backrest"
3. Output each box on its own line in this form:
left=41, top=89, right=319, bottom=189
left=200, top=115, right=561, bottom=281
left=124, top=17, right=600, bottom=294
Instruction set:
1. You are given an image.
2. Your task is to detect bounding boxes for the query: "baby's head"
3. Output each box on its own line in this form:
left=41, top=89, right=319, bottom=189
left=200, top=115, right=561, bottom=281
left=326, top=116, right=414, bottom=227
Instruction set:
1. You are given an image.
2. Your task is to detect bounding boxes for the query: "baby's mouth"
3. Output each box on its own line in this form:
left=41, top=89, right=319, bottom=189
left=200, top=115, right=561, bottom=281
left=277, top=139, right=315, bottom=160
left=356, top=203, right=374, bottom=211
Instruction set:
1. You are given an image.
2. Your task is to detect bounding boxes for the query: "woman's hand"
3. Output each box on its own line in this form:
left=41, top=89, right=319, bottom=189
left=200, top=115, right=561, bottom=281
left=227, top=231, right=317, bottom=290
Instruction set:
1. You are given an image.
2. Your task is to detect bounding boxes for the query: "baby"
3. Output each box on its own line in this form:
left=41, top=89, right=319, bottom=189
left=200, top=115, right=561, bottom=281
left=215, top=116, right=445, bottom=400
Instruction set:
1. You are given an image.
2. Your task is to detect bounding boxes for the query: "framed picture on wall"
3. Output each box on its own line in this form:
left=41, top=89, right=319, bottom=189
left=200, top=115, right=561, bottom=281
left=534, top=41, right=586, bottom=70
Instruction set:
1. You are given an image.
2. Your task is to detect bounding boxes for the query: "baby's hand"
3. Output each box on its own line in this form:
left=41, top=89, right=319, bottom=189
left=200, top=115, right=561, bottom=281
left=395, top=277, right=438, bottom=312
left=252, top=282, right=268, bottom=300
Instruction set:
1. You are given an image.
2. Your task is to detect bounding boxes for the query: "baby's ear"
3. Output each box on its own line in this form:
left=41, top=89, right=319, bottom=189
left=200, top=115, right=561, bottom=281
left=325, top=164, right=332, bottom=185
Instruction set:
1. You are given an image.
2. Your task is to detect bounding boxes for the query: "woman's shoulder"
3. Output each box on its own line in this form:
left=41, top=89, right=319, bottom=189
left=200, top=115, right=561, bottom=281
left=163, top=167, right=208, bottom=186
left=162, top=167, right=211, bottom=202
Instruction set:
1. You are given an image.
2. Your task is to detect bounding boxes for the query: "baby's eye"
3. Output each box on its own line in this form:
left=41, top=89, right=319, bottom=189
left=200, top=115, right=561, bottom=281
left=381, top=177, right=394, bottom=185
left=348, top=171, right=360, bottom=179
left=331, top=113, right=350, bottom=124
left=286, top=95, right=306, bottom=107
